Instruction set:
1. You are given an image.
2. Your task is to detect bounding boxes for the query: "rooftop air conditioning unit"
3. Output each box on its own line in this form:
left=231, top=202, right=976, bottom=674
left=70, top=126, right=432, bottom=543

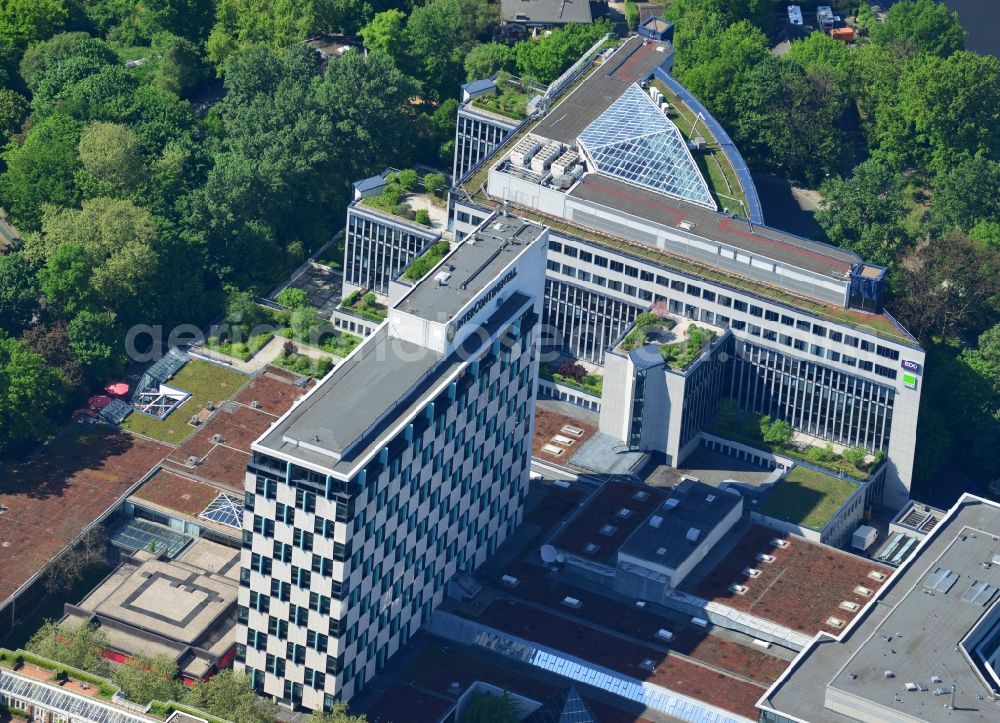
left=656, top=629, right=674, bottom=642
left=757, top=553, right=775, bottom=563
left=211, top=434, right=225, bottom=444
left=827, top=617, right=846, bottom=629
left=839, top=601, right=860, bottom=612
left=250, top=400, right=262, bottom=409
left=501, top=575, right=519, bottom=588
left=772, top=539, right=790, bottom=548
left=686, top=527, right=701, bottom=543
left=868, top=571, right=887, bottom=582
left=743, top=567, right=761, bottom=578
left=562, top=596, right=582, bottom=609
left=729, top=584, right=749, bottom=595
left=648, top=516, right=663, bottom=529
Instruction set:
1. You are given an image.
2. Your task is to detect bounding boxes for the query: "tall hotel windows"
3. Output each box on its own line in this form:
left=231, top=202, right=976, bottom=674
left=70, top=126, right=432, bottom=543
left=344, top=210, right=438, bottom=295
left=544, top=278, right=643, bottom=364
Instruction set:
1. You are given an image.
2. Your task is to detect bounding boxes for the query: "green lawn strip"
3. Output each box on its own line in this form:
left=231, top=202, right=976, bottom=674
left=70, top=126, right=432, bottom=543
left=122, top=360, right=248, bottom=445
left=758, top=465, right=859, bottom=530
left=403, top=241, right=450, bottom=281
left=203, top=332, right=273, bottom=362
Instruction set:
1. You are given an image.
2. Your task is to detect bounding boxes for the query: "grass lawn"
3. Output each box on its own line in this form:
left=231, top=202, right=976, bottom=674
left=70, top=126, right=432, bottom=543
left=122, top=360, right=248, bottom=445
left=758, top=465, right=859, bottom=530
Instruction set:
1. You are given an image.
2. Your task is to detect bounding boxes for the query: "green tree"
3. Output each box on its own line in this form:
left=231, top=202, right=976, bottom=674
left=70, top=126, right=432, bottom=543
left=182, top=670, right=279, bottom=723
left=814, top=159, right=912, bottom=266
left=971, top=221, right=1000, bottom=249
left=404, top=0, right=500, bottom=99
left=514, top=20, right=612, bottom=85
left=889, top=51, right=1000, bottom=174
left=19, top=32, right=117, bottom=93
left=0, top=253, right=39, bottom=335
left=307, top=704, right=367, bottom=723
left=112, top=653, right=182, bottom=705
left=0, top=113, right=82, bottom=231
left=226, top=289, right=267, bottom=338
left=464, top=42, right=515, bottom=81
left=459, top=691, right=518, bottom=723
left=732, top=55, right=851, bottom=186
left=783, top=31, right=856, bottom=91
left=929, top=155, right=1000, bottom=235
left=151, top=31, right=210, bottom=97
left=359, top=9, right=406, bottom=60
left=672, top=20, right=769, bottom=126
left=0, top=334, right=68, bottom=457
left=77, top=122, right=146, bottom=197
left=843, top=445, right=868, bottom=469
left=871, top=0, right=965, bottom=60
left=964, top=323, right=1000, bottom=397
left=36, top=199, right=163, bottom=323
left=424, top=171, right=445, bottom=196
left=67, top=310, right=126, bottom=383
left=21, top=321, right=86, bottom=390
left=37, top=243, right=95, bottom=316
left=277, top=287, right=310, bottom=309
left=759, top=416, right=793, bottom=447
left=137, top=0, right=215, bottom=42
left=0, top=88, right=28, bottom=141
left=0, top=0, right=69, bottom=49
left=624, top=0, right=639, bottom=32
left=26, top=621, right=112, bottom=677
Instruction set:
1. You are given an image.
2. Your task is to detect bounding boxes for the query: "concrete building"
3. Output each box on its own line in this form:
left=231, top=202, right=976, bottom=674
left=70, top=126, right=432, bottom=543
left=451, top=33, right=923, bottom=508
left=499, top=0, right=595, bottom=30
left=758, top=494, right=1000, bottom=723
left=453, top=78, right=527, bottom=183
left=238, top=214, right=548, bottom=710
left=62, top=540, right=240, bottom=684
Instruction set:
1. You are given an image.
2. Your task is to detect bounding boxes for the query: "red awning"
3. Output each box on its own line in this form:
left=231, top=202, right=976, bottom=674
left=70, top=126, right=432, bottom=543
left=105, top=381, right=129, bottom=396
left=88, top=395, right=114, bottom=410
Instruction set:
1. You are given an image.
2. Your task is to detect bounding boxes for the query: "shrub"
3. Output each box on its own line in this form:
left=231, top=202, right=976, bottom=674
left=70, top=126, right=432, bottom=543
left=394, top=169, right=418, bottom=191
left=362, top=292, right=377, bottom=308
left=760, top=416, right=794, bottom=447
left=283, top=340, right=297, bottom=356
left=625, top=0, right=639, bottom=32
left=414, top=208, right=431, bottom=225
left=424, top=172, right=446, bottom=196
left=276, top=287, right=310, bottom=309
left=557, top=359, right=587, bottom=382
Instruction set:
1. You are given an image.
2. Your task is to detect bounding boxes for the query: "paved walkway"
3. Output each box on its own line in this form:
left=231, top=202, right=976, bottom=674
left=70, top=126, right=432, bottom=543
left=191, top=336, right=340, bottom=375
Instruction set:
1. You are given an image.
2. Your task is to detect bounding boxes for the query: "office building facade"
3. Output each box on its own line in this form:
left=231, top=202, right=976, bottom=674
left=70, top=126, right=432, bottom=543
left=343, top=204, right=441, bottom=296
left=238, top=215, right=548, bottom=710
left=450, top=34, right=923, bottom=507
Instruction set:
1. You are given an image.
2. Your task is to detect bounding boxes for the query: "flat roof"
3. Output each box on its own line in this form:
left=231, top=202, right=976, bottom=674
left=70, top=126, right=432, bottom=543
left=258, top=328, right=441, bottom=462
left=757, top=466, right=860, bottom=531
left=685, top=525, right=892, bottom=636
left=259, top=292, right=534, bottom=470
left=619, top=481, right=741, bottom=570
left=570, top=174, right=857, bottom=280
left=762, top=496, right=1000, bottom=723
left=78, top=540, right=238, bottom=647
left=552, top=481, right=669, bottom=563
left=0, top=427, right=170, bottom=607
left=500, top=0, right=592, bottom=25
left=396, top=216, right=544, bottom=322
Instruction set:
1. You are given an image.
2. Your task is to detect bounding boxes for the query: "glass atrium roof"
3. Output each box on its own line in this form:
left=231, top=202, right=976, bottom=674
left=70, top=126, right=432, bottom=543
left=199, top=493, right=245, bottom=530
left=578, top=84, right=716, bottom=209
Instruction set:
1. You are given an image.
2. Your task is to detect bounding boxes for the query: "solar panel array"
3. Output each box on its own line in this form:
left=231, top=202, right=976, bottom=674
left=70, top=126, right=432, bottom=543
left=109, top=517, right=193, bottom=558
left=0, top=670, right=154, bottom=723
left=199, top=493, right=245, bottom=530
left=961, top=581, right=998, bottom=606
left=473, top=631, right=743, bottom=723
left=578, top=84, right=715, bottom=210
left=924, top=567, right=959, bottom=594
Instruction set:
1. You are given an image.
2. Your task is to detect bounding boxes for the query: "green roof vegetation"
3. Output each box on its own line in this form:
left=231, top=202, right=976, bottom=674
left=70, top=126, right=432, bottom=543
left=758, top=465, right=860, bottom=530
left=402, top=240, right=450, bottom=281
left=659, top=326, right=717, bottom=369
left=471, top=77, right=533, bottom=121
left=122, top=360, right=247, bottom=445
left=539, top=361, right=603, bottom=397
left=340, top=290, right=387, bottom=322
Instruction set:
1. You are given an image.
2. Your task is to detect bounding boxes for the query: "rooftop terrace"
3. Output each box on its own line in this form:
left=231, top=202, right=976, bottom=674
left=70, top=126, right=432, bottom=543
left=685, top=525, right=891, bottom=636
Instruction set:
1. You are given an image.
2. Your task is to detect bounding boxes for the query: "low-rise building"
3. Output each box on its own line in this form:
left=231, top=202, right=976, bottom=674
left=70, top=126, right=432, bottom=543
left=759, top=494, right=1000, bottom=723
left=62, top=539, right=240, bottom=684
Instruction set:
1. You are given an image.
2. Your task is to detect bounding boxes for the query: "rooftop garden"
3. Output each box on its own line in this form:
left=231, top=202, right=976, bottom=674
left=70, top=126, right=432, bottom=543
left=361, top=169, right=446, bottom=224
left=539, top=359, right=603, bottom=397
left=758, top=465, right=860, bottom=530
left=617, top=309, right=717, bottom=370
left=273, top=341, right=334, bottom=379
left=710, top=401, right=879, bottom=481
left=339, top=290, right=387, bottom=322
left=471, top=73, right=533, bottom=121
left=402, top=240, right=450, bottom=281
left=122, top=360, right=247, bottom=445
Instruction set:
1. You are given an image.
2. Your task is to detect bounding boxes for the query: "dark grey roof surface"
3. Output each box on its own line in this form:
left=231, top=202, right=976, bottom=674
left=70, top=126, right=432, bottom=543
left=523, top=686, right=597, bottom=723
left=396, top=216, right=544, bottom=322
left=619, top=480, right=741, bottom=570
left=353, top=175, right=385, bottom=193
left=532, top=36, right=670, bottom=144
left=762, top=496, right=1000, bottom=723
left=500, top=0, right=592, bottom=25
left=570, top=174, right=859, bottom=278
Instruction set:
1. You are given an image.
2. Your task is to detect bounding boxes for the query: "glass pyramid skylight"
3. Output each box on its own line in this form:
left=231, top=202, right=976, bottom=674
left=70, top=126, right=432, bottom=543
left=199, top=493, right=245, bottom=530
left=578, top=84, right=716, bottom=209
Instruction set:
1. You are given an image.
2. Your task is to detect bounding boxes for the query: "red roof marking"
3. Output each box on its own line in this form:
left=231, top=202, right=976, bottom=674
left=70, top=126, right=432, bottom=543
left=717, top=217, right=852, bottom=273
left=613, top=42, right=655, bottom=82
left=584, top=179, right=687, bottom=225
